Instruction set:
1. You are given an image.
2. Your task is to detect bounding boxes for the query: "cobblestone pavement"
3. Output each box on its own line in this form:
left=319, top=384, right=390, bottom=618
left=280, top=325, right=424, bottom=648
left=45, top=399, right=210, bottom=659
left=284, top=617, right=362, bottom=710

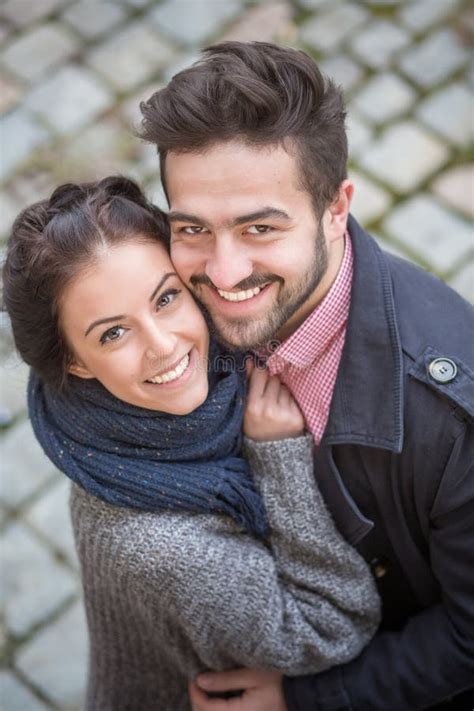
left=0, top=0, right=473, bottom=708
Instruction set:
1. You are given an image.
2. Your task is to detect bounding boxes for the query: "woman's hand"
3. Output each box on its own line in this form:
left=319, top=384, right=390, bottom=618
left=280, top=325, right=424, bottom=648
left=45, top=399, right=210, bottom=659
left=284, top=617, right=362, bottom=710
left=243, top=361, right=305, bottom=441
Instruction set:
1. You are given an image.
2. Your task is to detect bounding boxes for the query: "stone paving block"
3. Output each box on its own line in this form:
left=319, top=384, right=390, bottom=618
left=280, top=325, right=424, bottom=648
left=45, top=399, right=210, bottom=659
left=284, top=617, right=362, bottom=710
left=9, top=170, right=56, bottom=207
left=87, top=21, right=175, bottom=92
left=63, top=0, right=127, bottom=38
left=25, top=65, right=113, bottom=135
left=1, top=23, right=79, bottom=83
left=298, top=0, right=329, bottom=8
left=59, top=118, right=136, bottom=182
left=351, top=20, right=411, bottom=70
left=375, top=235, right=416, bottom=263
left=16, top=600, right=88, bottom=708
left=383, top=194, right=472, bottom=273
left=1, top=521, right=77, bottom=636
left=0, top=670, right=50, bottom=711
left=222, top=1, right=294, bottom=44
left=399, top=29, right=469, bottom=88
left=0, top=109, right=49, bottom=183
left=25, top=478, right=79, bottom=568
left=150, top=0, right=243, bottom=46
left=319, top=55, right=364, bottom=94
left=431, top=164, right=474, bottom=220
left=0, top=190, right=21, bottom=239
left=416, top=83, right=473, bottom=148
left=0, top=22, right=12, bottom=46
left=120, top=82, right=162, bottom=130
left=449, top=261, right=474, bottom=303
left=1, top=0, right=67, bottom=27
left=399, top=0, right=459, bottom=33
left=0, top=419, right=58, bottom=507
left=0, top=354, right=29, bottom=427
left=350, top=171, right=392, bottom=225
left=146, top=178, right=169, bottom=212
left=346, top=112, right=372, bottom=159
left=352, top=73, right=416, bottom=124
left=299, top=2, right=369, bottom=53
left=359, top=121, right=449, bottom=193
left=0, top=74, right=23, bottom=115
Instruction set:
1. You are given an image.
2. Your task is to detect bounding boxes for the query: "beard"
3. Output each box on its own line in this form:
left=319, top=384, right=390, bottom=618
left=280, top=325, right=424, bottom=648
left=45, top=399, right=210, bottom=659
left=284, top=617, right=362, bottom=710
left=189, top=221, right=329, bottom=351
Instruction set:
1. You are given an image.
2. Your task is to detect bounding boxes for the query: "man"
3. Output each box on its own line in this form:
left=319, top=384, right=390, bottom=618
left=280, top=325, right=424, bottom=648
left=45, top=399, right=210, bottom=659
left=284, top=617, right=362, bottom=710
left=140, top=42, right=474, bottom=711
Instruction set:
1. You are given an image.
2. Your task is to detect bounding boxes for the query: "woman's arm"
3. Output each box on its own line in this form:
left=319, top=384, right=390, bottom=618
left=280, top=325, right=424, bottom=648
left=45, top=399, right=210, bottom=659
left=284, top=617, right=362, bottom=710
left=131, top=432, right=380, bottom=677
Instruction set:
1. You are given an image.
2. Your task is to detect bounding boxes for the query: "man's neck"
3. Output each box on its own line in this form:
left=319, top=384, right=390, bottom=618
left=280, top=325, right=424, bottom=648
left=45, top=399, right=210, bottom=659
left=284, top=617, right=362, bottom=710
left=275, top=234, right=346, bottom=342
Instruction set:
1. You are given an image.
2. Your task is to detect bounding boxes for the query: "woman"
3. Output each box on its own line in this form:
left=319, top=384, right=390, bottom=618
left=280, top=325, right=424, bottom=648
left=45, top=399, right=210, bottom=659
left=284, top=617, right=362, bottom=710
left=3, top=176, right=380, bottom=711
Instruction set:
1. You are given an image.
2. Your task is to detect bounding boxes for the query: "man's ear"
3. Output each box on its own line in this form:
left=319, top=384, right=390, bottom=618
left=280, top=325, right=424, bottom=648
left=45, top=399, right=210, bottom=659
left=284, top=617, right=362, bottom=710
left=324, top=179, right=354, bottom=242
left=68, top=360, right=95, bottom=380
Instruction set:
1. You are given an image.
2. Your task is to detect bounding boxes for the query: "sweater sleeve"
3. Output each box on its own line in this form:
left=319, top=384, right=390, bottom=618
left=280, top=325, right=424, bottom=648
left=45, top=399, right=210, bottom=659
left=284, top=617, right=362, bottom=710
left=137, top=435, right=381, bottom=676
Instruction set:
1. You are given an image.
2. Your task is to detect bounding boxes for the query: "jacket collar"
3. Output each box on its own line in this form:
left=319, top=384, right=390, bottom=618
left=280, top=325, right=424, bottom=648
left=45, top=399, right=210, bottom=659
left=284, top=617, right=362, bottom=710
left=322, top=215, right=404, bottom=453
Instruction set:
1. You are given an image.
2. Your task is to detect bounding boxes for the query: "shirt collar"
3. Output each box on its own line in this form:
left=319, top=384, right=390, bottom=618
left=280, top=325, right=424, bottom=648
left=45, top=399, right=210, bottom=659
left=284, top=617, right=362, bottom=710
left=267, top=232, right=353, bottom=371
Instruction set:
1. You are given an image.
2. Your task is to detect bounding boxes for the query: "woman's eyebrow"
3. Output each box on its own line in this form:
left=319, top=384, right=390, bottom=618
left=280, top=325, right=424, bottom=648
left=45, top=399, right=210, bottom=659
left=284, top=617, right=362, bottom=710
left=84, top=272, right=177, bottom=336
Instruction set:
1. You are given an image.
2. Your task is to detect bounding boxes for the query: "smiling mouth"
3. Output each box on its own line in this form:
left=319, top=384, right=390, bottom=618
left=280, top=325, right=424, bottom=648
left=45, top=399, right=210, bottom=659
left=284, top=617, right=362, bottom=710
left=215, top=283, right=271, bottom=302
left=146, top=352, right=190, bottom=385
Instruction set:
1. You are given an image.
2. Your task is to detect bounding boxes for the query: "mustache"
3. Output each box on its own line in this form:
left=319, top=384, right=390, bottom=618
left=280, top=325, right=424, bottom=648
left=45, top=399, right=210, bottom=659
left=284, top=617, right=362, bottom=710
left=190, top=273, right=283, bottom=291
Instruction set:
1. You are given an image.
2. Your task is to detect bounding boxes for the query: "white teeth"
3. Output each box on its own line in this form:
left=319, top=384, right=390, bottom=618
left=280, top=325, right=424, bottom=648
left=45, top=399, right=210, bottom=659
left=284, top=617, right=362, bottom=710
left=147, top=353, right=190, bottom=384
left=217, top=286, right=263, bottom=302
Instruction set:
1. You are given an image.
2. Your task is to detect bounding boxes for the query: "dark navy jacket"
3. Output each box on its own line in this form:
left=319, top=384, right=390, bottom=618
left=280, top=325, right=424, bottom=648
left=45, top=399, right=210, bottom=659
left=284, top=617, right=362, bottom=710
left=284, top=216, right=474, bottom=711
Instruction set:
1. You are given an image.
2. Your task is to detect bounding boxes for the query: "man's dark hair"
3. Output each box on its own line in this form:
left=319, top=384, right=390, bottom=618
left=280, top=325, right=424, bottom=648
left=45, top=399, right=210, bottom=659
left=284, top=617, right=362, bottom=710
left=140, top=41, right=348, bottom=215
left=2, top=176, right=169, bottom=391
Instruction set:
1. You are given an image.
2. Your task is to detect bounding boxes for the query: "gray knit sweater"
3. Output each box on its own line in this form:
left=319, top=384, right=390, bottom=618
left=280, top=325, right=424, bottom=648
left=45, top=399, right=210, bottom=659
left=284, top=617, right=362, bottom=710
left=70, top=435, right=380, bottom=711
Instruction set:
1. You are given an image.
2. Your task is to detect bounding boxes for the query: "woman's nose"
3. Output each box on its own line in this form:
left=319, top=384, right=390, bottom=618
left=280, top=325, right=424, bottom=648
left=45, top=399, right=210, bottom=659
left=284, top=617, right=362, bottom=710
left=144, top=327, right=177, bottom=364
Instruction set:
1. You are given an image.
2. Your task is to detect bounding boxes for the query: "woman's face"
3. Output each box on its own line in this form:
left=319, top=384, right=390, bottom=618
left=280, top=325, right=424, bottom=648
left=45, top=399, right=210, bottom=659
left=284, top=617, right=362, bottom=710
left=60, top=239, right=210, bottom=414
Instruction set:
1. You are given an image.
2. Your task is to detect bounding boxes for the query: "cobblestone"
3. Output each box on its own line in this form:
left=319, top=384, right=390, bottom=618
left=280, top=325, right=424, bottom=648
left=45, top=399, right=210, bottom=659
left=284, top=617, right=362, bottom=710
left=16, top=601, right=87, bottom=708
left=349, top=171, right=392, bottom=225
left=399, top=29, right=469, bottom=88
left=299, top=2, right=369, bottom=54
left=352, top=73, right=416, bottom=124
left=149, top=0, right=243, bottom=46
left=1, top=521, right=77, bottom=636
left=1, top=23, right=79, bottom=83
left=25, top=65, right=114, bottom=135
left=319, top=55, right=364, bottom=94
left=0, top=0, right=68, bottom=28
left=383, top=194, right=472, bottom=273
left=431, top=164, right=474, bottom=220
left=449, top=261, right=474, bottom=303
left=359, top=121, right=449, bottom=193
left=416, top=83, right=473, bottom=148
left=0, top=671, right=50, bottom=711
left=0, top=355, right=29, bottom=427
left=0, top=109, right=49, bottom=183
left=351, top=20, right=411, bottom=70
left=0, top=74, right=22, bottom=115
left=222, top=1, right=294, bottom=44
left=399, top=0, right=459, bottom=33
left=0, top=419, right=58, bottom=507
left=87, top=21, right=175, bottom=92
left=62, top=0, right=128, bottom=39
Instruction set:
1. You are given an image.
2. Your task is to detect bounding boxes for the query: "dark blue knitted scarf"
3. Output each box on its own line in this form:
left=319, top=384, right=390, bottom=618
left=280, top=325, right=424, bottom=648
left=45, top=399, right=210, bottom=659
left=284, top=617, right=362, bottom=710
left=28, top=349, right=268, bottom=537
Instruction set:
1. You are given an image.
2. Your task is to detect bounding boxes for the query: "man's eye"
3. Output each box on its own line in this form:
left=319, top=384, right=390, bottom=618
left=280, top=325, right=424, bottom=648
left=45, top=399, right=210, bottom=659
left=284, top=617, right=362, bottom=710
left=100, top=325, right=125, bottom=345
left=156, top=289, right=181, bottom=309
left=181, top=226, right=207, bottom=235
left=247, top=225, right=272, bottom=234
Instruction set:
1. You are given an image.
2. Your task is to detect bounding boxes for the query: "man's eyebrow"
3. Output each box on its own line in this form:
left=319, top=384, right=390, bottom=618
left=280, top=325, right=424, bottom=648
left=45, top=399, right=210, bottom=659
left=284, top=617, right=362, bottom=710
left=168, top=208, right=291, bottom=227
left=231, top=208, right=291, bottom=226
left=84, top=272, right=177, bottom=337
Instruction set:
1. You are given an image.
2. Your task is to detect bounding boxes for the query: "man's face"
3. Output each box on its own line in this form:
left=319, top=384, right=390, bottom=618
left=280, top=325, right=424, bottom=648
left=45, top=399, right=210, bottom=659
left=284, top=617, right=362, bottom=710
left=167, top=141, right=346, bottom=350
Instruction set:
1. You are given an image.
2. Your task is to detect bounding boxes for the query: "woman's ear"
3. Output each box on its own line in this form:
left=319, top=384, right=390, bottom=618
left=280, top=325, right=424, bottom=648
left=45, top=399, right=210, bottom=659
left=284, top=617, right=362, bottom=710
left=68, top=360, right=95, bottom=380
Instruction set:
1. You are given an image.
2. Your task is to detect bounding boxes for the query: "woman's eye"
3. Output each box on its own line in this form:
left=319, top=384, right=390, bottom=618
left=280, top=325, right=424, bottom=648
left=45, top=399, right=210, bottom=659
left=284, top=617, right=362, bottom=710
left=156, top=289, right=181, bottom=309
left=247, top=225, right=272, bottom=234
left=100, top=325, right=125, bottom=345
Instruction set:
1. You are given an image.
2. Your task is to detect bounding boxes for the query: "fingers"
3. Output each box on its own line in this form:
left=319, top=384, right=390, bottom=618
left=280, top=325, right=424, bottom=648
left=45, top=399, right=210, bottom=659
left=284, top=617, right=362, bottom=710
left=188, top=680, right=241, bottom=710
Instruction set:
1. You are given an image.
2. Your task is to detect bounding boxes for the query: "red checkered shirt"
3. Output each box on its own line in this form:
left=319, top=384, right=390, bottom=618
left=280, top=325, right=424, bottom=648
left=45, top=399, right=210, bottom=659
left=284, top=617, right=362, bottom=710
left=265, top=232, right=353, bottom=445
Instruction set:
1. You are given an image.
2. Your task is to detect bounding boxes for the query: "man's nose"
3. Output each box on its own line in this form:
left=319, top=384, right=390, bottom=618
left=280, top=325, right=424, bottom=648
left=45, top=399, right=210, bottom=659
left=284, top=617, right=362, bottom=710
left=205, top=239, right=253, bottom=291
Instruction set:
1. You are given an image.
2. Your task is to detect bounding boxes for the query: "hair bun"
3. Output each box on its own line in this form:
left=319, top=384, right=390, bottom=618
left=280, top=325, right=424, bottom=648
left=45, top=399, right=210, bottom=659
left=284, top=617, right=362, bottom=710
left=97, top=176, right=146, bottom=205
left=48, top=183, right=88, bottom=213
